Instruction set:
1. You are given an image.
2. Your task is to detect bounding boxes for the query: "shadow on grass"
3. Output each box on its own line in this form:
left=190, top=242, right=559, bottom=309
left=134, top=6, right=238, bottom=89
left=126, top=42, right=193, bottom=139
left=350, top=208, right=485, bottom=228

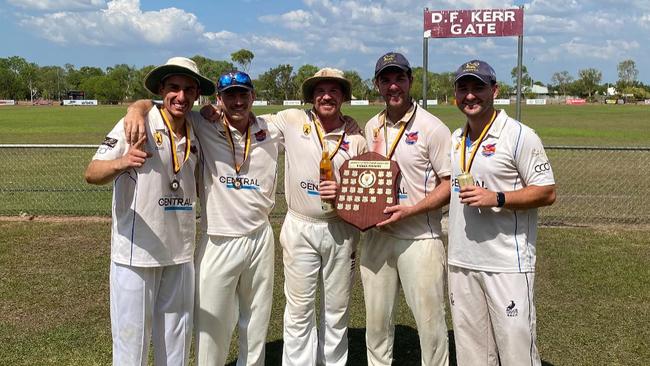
left=227, top=327, right=554, bottom=365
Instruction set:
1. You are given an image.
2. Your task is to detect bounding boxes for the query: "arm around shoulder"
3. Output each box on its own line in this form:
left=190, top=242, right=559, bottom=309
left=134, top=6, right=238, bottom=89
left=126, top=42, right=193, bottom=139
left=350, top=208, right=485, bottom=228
left=125, top=100, right=155, bottom=144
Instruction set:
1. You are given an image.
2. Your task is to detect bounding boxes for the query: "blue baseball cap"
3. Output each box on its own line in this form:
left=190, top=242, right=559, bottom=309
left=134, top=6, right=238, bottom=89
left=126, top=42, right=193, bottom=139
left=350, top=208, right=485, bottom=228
left=454, top=60, right=497, bottom=85
left=374, top=52, right=411, bottom=78
left=217, top=71, right=254, bottom=93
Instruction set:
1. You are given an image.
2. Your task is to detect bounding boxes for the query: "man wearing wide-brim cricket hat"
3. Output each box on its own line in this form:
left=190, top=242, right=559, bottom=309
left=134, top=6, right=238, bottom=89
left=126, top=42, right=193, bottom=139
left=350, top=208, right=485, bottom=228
left=144, top=56, right=215, bottom=96
left=301, top=67, right=352, bottom=103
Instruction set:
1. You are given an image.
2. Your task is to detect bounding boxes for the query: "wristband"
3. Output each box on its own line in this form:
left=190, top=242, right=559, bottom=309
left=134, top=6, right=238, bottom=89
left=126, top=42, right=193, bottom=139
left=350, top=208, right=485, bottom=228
left=496, top=191, right=506, bottom=207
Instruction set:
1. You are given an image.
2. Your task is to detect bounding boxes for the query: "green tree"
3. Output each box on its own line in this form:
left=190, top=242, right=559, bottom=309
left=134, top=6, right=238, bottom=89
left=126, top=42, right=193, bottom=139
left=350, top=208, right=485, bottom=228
left=551, top=71, right=573, bottom=97
left=617, top=59, right=638, bottom=90
left=432, top=72, right=455, bottom=104
left=0, top=58, right=22, bottom=99
left=37, top=66, right=65, bottom=100
left=343, top=70, right=370, bottom=100
left=292, top=64, right=319, bottom=99
left=106, top=64, right=137, bottom=103
left=578, top=68, right=602, bottom=98
left=257, top=64, right=294, bottom=102
left=410, top=67, right=438, bottom=103
left=230, top=49, right=254, bottom=73
left=497, top=81, right=513, bottom=98
left=511, top=65, right=533, bottom=91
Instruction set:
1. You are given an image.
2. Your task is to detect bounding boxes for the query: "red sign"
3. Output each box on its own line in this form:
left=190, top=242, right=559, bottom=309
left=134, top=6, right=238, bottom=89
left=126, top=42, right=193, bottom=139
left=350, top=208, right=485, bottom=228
left=566, top=98, right=587, bottom=105
left=424, top=8, right=523, bottom=38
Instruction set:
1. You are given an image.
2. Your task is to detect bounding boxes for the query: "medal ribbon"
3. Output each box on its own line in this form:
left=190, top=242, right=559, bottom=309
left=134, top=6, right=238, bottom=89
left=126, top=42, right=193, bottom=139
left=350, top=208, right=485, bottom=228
left=460, top=110, right=497, bottom=174
left=222, top=118, right=251, bottom=176
left=159, top=108, right=191, bottom=174
left=308, top=110, right=345, bottom=159
left=375, top=104, right=416, bottom=159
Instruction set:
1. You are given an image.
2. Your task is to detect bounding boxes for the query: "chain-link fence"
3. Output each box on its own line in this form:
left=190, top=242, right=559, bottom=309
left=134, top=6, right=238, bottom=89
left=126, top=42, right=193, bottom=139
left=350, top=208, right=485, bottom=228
left=1, top=145, right=648, bottom=226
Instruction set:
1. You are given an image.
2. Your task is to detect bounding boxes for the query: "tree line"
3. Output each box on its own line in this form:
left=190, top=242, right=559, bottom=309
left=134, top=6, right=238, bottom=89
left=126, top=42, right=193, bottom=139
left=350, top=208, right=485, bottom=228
left=1, top=50, right=648, bottom=104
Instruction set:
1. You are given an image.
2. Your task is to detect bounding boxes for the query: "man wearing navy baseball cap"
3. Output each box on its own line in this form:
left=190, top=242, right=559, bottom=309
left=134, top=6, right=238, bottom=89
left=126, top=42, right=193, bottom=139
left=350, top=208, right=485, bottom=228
left=361, top=51, right=452, bottom=366
left=447, top=60, right=556, bottom=366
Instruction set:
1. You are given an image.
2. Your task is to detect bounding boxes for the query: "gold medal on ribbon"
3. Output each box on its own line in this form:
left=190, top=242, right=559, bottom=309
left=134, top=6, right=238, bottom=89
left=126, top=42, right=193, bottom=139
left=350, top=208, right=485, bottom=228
left=459, top=111, right=497, bottom=188
left=159, top=108, right=191, bottom=192
left=222, top=118, right=252, bottom=190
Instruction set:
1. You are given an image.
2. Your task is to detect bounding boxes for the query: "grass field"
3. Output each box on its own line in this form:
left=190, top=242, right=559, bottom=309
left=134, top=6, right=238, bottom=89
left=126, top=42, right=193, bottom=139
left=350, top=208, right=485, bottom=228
left=1, top=103, right=650, bottom=146
left=1, top=104, right=649, bottom=364
left=1, top=220, right=648, bottom=365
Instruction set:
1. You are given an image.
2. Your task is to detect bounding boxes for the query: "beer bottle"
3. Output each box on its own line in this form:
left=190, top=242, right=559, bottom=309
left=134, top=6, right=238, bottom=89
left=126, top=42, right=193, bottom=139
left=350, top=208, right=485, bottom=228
left=320, top=150, right=334, bottom=212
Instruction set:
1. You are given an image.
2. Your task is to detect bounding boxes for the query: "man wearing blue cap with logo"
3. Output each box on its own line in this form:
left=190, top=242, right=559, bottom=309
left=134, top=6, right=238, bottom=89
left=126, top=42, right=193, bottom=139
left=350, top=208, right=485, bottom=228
left=192, top=71, right=282, bottom=366
left=121, top=70, right=282, bottom=365
left=85, top=56, right=214, bottom=365
left=362, top=52, right=452, bottom=366
left=448, top=60, right=556, bottom=366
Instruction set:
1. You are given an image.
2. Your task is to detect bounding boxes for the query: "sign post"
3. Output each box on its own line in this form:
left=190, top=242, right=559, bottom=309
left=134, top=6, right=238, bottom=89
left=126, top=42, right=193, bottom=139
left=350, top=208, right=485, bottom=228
left=423, top=7, right=525, bottom=120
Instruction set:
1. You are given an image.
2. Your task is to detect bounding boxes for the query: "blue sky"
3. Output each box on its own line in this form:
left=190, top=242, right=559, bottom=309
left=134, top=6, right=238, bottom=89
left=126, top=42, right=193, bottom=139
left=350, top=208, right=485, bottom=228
left=1, top=0, right=649, bottom=85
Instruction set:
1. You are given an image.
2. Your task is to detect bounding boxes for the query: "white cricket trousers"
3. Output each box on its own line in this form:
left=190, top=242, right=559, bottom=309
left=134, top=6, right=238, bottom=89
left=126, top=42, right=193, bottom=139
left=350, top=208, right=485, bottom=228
left=360, top=230, right=448, bottom=366
left=448, top=265, right=540, bottom=366
left=194, top=223, right=275, bottom=366
left=110, top=261, right=194, bottom=366
left=280, top=210, right=359, bottom=366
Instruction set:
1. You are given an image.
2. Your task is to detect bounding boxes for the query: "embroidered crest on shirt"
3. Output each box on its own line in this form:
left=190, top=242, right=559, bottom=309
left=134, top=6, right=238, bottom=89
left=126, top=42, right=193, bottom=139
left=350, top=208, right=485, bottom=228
left=405, top=131, right=419, bottom=145
left=303, top=123, right=311, bottom=136
left=340, top=140, right=350, bottom=151
left=101, top=136, right=118, bottom=148
left=153, top=130, right=164, bottom=147
left=254, top=129, right=267, bottom=142
left=481, top=143, right=496, bottom=157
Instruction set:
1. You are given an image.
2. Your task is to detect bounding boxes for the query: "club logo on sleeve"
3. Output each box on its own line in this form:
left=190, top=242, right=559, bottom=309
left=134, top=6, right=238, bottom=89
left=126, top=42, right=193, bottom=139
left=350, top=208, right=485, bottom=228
left=405, top=131, right=419, bottom=145
left=481, top=143, right=496, bottom=157
left=340, top=140, right=350, bottom=151
left=254, top=129, right=267, bottom=142
left=101, top=136, right=118, bottom=148
left=505, top=300, right=518, bottom=317
left=302, top=123, right=311, bottom=136
left=534, top=162, right=551, bottom=172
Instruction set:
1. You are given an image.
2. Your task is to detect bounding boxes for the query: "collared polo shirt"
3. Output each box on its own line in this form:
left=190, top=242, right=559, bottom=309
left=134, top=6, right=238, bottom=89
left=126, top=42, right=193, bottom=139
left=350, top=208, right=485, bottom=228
left=191, top=112, right=282, bottom=236
left=365, top=101, right=452, bottom=239
left=268, top=108, right=367, bottom=220
left=92, top=107, right=199, bottom=267
left=448, top=109, right=556, bottom=273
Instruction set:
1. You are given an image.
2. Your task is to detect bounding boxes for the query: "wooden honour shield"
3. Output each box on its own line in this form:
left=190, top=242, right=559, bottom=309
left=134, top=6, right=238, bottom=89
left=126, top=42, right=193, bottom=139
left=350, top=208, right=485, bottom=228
left=335, top=152, right=401, bottom=231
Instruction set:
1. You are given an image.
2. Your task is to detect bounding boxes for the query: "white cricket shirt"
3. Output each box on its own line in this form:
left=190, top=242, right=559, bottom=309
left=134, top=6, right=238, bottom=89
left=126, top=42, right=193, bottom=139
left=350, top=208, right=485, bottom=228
left=448, top=110, right=556, bottom=273
left=268, top=108, right=367, bottom=220
left=191, top=112, right=281, bottom=236
left=92, top=107, right=199, bottom=267
left=365, top=101, right=452, bottom=239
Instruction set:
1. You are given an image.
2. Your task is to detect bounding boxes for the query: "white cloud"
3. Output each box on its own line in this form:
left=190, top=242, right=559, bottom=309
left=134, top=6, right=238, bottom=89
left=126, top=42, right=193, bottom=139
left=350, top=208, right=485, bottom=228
left=259, top=9, right=313, bottom=29
left=251, top=36, right=304, bottom=55
left=17, top=0, right=205, bottom=46
left=559, top=38, right=640, bottom=60
left=7, top=0, right=106, bottom=11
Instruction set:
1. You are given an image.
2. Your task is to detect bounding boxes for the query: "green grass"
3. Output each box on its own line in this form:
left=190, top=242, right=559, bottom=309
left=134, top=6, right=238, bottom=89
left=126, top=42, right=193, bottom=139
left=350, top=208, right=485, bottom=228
left=2, top=104, right=649, bottom=146
left=1, top=222, right=648, bottom=365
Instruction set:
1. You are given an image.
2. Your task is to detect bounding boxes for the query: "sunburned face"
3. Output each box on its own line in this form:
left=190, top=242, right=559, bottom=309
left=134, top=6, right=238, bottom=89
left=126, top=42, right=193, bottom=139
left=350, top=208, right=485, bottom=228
left=454, top=76, right=499, bottom=120
left=160, top=75, right=200, bottom=120
left=312, top=80, right=344, bottom=121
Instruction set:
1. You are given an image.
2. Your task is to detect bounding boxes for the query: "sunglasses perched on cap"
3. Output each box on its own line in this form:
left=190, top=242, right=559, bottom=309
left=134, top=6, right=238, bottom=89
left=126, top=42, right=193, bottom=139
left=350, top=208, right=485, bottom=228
left=218, top=71, right=253, bottom=91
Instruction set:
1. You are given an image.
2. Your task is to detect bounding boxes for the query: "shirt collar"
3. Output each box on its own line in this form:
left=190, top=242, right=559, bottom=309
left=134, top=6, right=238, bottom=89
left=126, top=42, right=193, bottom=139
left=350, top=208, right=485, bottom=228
left=380, top=99, right=417, bottom=127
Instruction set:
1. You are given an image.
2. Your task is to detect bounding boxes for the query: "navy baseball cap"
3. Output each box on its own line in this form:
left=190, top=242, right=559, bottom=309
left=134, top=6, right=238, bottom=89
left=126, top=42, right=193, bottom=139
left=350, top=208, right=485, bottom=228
left=374, top=52, right=411, bottom=78
left=454, top=60, right=497, bottom=85
left=217, top=71, right=254, bottom=93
